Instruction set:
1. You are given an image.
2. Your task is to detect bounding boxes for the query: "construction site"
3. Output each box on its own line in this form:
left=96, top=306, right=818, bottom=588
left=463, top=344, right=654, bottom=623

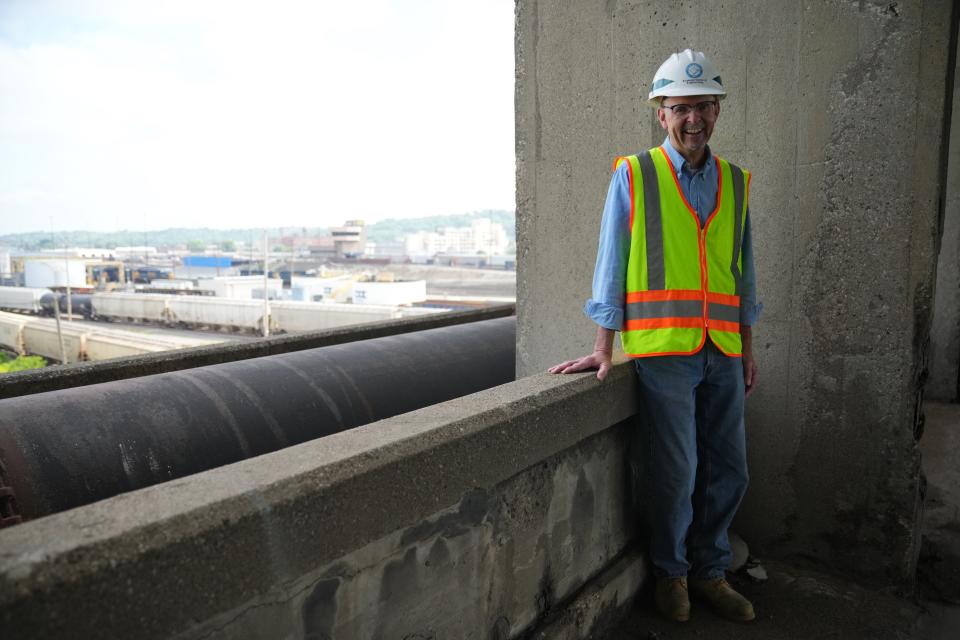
left=2, top=1, right=960, bottom=638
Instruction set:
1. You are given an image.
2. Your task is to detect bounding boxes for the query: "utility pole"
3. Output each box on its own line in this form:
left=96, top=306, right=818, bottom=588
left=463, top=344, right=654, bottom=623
left=262, top=230, right=270, bottom=338
left=53, top=297, right=68, bottom=365
left=63, top=230, right=72, bottom=321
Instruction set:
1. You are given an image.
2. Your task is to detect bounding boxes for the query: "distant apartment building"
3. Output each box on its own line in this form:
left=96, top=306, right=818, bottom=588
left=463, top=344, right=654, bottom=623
left=367, top=240, right=406, bottom=261
left=404, top=218, right=510, bottom=260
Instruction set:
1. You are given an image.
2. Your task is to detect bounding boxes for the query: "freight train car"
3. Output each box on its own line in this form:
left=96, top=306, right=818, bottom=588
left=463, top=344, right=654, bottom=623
left=2, top=287, right=449, bottom=335
left=0, top=311, right=220, bottom=363
left=0, top=286, right=56, bottom=315
left=166, top=296, right=266, bottom=332
left=89, top=293, right=446, bottom=334
left=91, top=292, right=171, bottom=323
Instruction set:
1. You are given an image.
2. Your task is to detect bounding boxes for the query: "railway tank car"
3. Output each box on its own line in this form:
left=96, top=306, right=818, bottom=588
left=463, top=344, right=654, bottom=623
left=0, top=287, right=93, bottom=319
left=57, top=293, right=93, bottom=318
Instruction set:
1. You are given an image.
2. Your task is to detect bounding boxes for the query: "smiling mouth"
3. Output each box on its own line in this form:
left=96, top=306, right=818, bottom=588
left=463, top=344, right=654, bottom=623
left=683, top=127, right=704, bottom=135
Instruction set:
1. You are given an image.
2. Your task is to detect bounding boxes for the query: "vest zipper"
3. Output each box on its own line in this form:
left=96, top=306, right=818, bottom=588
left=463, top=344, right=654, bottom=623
left=700, top=227, right=709, bottom=329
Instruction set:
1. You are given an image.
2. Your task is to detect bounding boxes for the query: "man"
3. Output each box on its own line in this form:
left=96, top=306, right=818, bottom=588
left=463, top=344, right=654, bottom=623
left=549, top=49, right=759, bottom=623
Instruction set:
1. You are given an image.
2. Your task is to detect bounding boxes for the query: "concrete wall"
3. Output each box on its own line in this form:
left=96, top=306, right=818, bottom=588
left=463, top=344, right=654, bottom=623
left=516, top=0, right=957, bottom=583
left=929, top=41, right=960, bottom=402
left=0, top=363, right=646, bottom=640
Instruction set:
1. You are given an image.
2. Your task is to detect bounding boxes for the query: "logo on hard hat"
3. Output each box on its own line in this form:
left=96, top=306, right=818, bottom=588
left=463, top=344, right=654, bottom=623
left=685, top=63, right=703, bottom=79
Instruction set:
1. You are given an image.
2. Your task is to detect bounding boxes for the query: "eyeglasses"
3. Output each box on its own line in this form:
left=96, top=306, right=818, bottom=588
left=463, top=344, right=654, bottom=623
left=660, top=101, right=718, bottom=117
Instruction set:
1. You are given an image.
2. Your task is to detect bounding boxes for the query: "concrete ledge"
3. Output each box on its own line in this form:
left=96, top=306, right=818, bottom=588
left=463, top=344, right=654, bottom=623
left=0, top=303, right=515, bottom=399
left=0, top=357, right=640, bottom=639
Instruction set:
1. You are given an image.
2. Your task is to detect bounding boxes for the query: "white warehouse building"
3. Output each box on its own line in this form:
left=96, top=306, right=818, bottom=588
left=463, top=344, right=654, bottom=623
left=196, top=276, right=283, bottom=299
left=351, top=280, right=427, bottom=306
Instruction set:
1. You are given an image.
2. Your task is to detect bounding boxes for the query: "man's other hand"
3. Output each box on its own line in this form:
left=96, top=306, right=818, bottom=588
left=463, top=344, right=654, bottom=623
left=741, top=326, right=757, bottom=397
left=743, top=352, right=758, bottom=397
left=548, top=350, right=613, bottom=381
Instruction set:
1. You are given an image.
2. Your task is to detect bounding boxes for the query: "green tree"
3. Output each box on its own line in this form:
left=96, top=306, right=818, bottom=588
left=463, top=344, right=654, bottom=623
left=220, top=240, right=236, bottom=252
left=186, top=240, right=206, bottom=252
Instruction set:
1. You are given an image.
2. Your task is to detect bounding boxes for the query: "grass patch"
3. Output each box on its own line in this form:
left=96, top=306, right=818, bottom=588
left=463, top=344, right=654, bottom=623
left=0, top=353, right=48, bottom=373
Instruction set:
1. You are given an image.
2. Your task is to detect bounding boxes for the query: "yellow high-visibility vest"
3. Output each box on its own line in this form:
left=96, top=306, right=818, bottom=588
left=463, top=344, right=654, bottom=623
left=616, top=146, right=750, bottom=357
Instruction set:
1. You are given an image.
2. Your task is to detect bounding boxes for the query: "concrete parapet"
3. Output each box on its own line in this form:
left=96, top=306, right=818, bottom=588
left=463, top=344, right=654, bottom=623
left=0, top=359, right=643, bottom=639
left=0, top=304, right=515, bottom=399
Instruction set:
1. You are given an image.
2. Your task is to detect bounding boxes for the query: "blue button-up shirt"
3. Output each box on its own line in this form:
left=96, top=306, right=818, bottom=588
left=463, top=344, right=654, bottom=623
left=584, top=138, right=760, bottom=331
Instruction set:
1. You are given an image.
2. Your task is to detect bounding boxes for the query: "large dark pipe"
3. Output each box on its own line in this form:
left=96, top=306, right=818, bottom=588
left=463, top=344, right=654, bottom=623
left=0, top=317, right=515, bottom=521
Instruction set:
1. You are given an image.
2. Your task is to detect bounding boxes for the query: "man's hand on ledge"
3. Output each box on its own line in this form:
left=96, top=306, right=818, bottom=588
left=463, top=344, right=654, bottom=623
left=549, top=326, right=616, bottom=381
left=548, top=350, right=613, bottom=381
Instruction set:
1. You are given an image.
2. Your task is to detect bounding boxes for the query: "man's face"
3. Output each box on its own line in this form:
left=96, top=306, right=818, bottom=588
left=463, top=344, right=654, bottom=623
left=657, top=95, right=720, bottom=159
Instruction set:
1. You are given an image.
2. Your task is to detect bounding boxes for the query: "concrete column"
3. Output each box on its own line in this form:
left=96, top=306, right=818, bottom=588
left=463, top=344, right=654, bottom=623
left=929, top=41, right=960, bottom=403
left=516, top=0, right=957, bottom=583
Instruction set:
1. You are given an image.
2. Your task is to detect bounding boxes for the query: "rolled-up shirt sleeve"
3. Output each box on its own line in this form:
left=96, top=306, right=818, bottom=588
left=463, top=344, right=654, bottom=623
left=583, top=163, right=631, bottom=331
left=739, top=209, right=762, bottom=326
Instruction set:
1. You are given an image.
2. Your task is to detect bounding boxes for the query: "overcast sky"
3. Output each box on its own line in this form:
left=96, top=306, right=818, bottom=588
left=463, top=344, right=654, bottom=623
left=0, top=1, right=515, bottom=235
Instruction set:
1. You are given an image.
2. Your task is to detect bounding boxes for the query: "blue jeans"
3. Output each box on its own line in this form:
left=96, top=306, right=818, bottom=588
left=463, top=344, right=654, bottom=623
left=633, top=340, right=748, bottom=579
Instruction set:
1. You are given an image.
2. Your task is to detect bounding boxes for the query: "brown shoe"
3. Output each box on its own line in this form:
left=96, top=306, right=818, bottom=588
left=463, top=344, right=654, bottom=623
left=689, top=577, right=755, bottom=622
left=655, top=576, right=690, bottom=622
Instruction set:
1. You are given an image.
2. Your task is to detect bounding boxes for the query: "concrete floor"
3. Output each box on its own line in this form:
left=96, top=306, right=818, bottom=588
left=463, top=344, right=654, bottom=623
left=608, top=561, right=958, bottom=639
left=604, top=402, right=960, bottom=639
left=919, top=401, right=960, bottom=603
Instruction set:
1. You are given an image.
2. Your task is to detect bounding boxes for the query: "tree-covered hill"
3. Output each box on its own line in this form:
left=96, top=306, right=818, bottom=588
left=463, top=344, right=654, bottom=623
left=0, top=210, right=515, bottom=252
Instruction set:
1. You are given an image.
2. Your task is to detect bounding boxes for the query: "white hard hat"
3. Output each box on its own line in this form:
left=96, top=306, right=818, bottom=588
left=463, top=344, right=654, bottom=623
left=647, top=49, right=726, bottom=107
